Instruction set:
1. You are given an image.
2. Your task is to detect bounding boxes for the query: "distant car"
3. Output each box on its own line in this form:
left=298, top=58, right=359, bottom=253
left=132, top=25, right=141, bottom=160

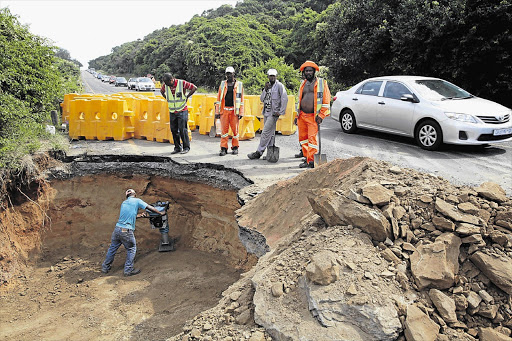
left=127, top=78, right=138, bottom=90
left=330, top=76, right=512, bottom=150
left=115, top=77, right=128, bottom=87
left=109, top=76, right=116, bottom=84
left=135, top=77, right=155, bottom=91
left=101, top=75, right=110, bottom=82
left=97, top=73, right=103, bottom=79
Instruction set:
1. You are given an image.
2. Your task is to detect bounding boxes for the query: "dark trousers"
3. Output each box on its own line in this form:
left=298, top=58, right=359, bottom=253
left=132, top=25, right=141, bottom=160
left=170, top=109, right=190, bottom=151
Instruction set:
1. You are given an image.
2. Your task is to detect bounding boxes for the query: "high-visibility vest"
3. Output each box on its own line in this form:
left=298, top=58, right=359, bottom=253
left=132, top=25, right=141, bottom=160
left=165, top=79, right=187, bottom=112
left=297, top=77, right=325, bottom=115
left=216, top=80, right=243, bottom=115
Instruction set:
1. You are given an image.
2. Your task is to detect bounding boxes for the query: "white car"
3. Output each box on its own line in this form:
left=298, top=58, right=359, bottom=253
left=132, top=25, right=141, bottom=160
left=135, top=77, right=155, bottom=91
left=127, top=77, right=138, bottom=90
left=331, top=76, right=512, bottom=150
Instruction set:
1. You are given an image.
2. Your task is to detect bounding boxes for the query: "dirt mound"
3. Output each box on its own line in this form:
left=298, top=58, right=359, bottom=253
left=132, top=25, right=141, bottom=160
left=173, top=158, right=512, bottom=341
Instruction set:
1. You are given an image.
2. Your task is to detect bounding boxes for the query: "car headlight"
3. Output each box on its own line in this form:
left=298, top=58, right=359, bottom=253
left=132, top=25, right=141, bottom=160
left=445, top=112, right=478, bottom=123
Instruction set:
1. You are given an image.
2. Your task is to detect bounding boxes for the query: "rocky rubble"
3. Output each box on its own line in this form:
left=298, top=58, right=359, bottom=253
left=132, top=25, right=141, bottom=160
left=170, top=157, right=512, bottom=341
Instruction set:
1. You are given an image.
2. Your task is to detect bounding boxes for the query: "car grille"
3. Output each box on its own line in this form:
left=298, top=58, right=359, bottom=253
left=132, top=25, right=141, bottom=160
left=477, top=114, right=510, bottom=124
left=478, top=133, right=512, bottom=141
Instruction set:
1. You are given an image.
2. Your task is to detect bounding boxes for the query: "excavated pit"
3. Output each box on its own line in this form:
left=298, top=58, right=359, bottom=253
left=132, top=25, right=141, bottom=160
left=0, top=155, right=258, bottom=341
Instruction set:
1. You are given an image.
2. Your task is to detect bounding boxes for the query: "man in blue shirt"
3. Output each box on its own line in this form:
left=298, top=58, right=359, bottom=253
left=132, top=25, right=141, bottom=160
left=101, top=189, right=165, bottom=276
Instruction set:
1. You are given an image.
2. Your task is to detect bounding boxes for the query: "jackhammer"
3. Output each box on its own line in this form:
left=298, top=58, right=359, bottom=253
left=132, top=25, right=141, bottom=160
left=145, top=201, right=175, bottom=252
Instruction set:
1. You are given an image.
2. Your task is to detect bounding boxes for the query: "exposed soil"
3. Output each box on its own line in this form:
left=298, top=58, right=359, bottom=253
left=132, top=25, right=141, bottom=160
left=0, top=154, right=256, bottom=340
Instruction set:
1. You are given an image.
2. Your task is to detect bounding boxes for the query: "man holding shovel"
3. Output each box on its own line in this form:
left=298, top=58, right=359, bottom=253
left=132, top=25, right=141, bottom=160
left=247, top=69, right=288, bottom=161
left=294, top=61, right=331, bottom=168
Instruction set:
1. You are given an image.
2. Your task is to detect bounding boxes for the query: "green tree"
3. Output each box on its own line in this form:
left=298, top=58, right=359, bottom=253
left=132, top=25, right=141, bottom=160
left=0, top=7, right=81, bottom=167
left=242, top=57, right=301, bottom=95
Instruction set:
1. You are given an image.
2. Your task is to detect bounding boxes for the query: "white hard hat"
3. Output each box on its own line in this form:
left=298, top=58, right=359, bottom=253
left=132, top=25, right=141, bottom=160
left=225, top=66, right=235, bottom=73
left=125, top=189, right=135, bottom=197
left=267, top=69, right=277, bottom=76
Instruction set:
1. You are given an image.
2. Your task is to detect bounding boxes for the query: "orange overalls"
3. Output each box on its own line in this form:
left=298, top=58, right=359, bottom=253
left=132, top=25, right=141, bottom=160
left=297, top=78, right=331, bottom=163
left=215, top=80, right=244, bottom=150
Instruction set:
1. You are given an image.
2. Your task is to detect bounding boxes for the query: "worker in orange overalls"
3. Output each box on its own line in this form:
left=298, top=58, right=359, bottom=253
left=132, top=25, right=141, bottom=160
left=215, top=66, right=245, bottom=156
left=294, top=61, right=331, bottom=168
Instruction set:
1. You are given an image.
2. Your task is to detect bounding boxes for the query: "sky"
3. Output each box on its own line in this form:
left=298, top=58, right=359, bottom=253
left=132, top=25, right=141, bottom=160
left=0, top=0, right=240, bottom=68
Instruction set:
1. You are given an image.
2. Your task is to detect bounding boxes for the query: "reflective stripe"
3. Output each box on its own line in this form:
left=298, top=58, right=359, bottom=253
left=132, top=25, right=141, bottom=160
left=309, top=143, right=318, bottom=149
left=235, top=81, right=242, bottom=115
left=219, top=81, right=226, bottom=103
left=233, top=135, right=239, bottom=139
left=166, top=80, right=187, bottom=112
left=316, top=78, right=324, bottom=115
left=300, top=139, right=308, bottom=145
left=221, top=133, right=229, bottom=138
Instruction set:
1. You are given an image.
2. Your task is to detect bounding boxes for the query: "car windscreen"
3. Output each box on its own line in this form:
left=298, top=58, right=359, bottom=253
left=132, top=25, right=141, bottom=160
left=117, top=77, right=126, bottom=81
left=139, top=78, right=152, bottom=83
left=413, top=79, right=472, bottom=101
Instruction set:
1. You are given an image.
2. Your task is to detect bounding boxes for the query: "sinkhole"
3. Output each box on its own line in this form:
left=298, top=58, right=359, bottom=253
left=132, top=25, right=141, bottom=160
left=0, top=154, right=259, bottom=341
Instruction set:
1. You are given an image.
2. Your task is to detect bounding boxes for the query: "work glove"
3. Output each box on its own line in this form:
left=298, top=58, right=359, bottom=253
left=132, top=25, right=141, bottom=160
left=272, top=112, right=280, bottom=117
left=215, top=114, right=220, bottom=119
left=315, top=116, right=323, bottom=124
left=294, top=117, right=298, bottom=126
left=237, top=115, right=243, bottom=120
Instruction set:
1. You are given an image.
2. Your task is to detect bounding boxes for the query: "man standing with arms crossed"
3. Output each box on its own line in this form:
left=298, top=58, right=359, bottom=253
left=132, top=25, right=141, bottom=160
left=161, top=73, right=197, bottom=154
left=102, top=189, right=165, bottom=276
left=215, top=66, right=244, bottom=156
left=295, top=61, right=331, bottom=168
left=247, top=69, right=288, bottom=160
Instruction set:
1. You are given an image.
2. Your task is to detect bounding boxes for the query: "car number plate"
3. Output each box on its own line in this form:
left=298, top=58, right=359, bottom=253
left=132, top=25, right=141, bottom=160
left=493, top=128, right=512, bottom=136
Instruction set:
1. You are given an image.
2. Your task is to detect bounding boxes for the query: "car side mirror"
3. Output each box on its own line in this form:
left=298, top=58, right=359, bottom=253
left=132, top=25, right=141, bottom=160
left=401, top=94, right=418, bottom=103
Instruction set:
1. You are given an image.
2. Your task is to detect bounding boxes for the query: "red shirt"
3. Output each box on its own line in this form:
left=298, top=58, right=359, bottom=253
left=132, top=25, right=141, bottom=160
left=160, top=79, right=196, bottom=112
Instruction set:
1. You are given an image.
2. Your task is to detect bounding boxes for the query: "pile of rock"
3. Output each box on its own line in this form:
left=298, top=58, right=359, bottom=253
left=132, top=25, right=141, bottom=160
left=307, top=162, right=512, bottom=340
left=170, top=158, right=512, bottom=341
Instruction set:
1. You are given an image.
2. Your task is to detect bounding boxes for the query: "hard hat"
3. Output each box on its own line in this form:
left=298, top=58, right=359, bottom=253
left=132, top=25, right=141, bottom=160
left=125, top=189, right=135, bottom=197
left=267, top=69, right=278, bottom=76
left=299, top=60, right=320, bottom=72
left=225, top=66, right=235, bottom=73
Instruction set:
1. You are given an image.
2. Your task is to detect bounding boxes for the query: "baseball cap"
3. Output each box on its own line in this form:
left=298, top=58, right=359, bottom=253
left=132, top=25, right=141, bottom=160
left=125, top=189, right=136, bottom=197
left=267, top=69, right=277, bottom=76
left=225, top=66, right=235, bottom=73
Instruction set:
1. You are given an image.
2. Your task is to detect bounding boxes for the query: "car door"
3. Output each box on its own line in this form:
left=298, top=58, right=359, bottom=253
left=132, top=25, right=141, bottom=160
left=375, top=81, right=417, bottom=135
left=350, top=80, right=384, bottom=127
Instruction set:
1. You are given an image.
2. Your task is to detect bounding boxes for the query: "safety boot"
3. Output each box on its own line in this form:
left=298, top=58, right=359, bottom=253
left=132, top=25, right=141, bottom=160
left=219, top=147, right=227, bottom=156
left=232, top=147, right=239, bottom=155
left=299, top=161, right=314, bottom=168
left=295, top=150, right=304, bottom=158
left=247, top=151, right=262, bottom=159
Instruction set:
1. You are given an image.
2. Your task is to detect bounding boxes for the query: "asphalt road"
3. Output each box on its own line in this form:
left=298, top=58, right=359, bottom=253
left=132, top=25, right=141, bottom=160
left=77, top=71, right=512, bottom=195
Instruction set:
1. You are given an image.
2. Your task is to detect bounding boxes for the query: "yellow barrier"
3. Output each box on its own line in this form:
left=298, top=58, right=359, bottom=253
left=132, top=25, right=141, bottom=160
left=66, top=92, right=293, bottom=143
left=154, top=81, right=161, bottom=89
left=198, top=96, right=216, bottom=135
left=68, top=98, right=91, bottom=140
left=276, top=95, right=297, bottom=135
left=97, top=98, right=135, bottom=141
left=238, top=115, right=256, bottom=140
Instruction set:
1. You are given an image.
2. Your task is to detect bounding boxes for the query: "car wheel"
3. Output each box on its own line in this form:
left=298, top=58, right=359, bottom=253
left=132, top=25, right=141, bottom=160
left=415, top=120, right=443, bottom=151
left=340, top=109, right=357, bottom=133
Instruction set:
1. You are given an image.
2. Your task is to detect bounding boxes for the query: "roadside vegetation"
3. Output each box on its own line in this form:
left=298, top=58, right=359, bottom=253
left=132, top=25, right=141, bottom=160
left=0, top=8, right=81, bottom=170
left=89, top=0, right=511, bottom=108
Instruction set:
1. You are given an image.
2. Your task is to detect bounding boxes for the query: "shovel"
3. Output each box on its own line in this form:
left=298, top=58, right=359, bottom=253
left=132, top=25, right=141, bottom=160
left=314, top=122, right=327, bottom=167
left=266, top=136, right=279, bottom=163
left=209, top=117, right=221, bottom=137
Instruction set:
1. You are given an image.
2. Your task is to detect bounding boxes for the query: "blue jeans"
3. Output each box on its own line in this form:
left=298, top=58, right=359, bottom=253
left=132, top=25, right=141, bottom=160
left=102, top=226, right=137, bottom=274
left=170, top=109, right=190, bottom=151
